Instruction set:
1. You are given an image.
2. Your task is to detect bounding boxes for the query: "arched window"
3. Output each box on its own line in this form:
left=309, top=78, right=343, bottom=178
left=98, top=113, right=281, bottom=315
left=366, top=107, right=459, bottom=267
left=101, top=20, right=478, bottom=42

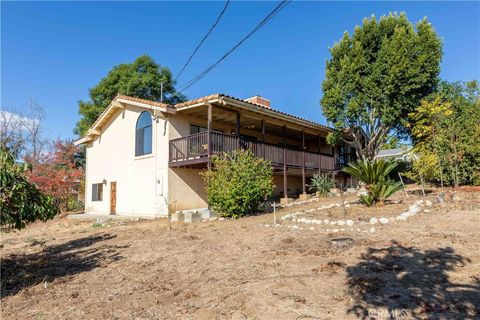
left=135, top=111, right=152, bottom=156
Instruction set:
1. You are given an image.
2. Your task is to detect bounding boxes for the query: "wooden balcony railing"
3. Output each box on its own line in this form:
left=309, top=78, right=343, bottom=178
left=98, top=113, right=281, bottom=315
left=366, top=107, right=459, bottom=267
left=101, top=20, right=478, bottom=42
left=169, top=131, right=337, bottom=171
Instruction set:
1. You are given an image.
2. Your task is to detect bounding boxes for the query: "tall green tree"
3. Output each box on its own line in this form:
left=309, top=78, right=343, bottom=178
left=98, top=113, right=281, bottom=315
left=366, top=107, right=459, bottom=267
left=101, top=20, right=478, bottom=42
left=408, top=80, right=480, bottom=186
left=321, top=12, right=442, bottom=160
left=75, top=55, right=186, bottom=136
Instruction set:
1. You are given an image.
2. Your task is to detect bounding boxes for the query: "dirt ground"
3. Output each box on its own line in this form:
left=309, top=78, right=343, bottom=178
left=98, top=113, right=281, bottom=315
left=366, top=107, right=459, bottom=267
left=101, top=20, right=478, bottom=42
left=1, top=188, right=480, bottom=320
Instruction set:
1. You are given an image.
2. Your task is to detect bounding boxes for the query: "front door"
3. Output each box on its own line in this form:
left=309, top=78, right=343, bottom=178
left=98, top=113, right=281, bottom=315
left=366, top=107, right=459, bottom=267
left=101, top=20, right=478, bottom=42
left=110, top=182, right=117, bottom=215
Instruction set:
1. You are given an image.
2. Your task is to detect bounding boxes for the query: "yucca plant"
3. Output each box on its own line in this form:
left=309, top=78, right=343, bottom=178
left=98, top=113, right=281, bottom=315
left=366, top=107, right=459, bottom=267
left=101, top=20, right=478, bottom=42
left=343, top=159, right=403, bottom=206
left=308, top=173, right=335, bottom=196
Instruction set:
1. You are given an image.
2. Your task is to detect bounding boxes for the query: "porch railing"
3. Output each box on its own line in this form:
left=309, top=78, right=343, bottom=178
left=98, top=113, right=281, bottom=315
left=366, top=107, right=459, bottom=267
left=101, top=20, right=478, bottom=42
left=169, top=131, right=338, bottom=171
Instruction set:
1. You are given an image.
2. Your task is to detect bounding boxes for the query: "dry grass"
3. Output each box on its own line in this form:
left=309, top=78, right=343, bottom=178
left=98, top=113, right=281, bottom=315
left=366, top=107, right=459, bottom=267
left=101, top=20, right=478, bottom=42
left=1, top=188, right=479, bottom=319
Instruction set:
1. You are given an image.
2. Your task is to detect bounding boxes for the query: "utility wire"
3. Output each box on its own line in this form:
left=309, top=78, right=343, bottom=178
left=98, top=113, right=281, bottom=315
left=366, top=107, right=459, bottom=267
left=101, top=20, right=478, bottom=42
left=174, top=0, right=230, bottom=82
left=178, top=0, right=290, bottom=92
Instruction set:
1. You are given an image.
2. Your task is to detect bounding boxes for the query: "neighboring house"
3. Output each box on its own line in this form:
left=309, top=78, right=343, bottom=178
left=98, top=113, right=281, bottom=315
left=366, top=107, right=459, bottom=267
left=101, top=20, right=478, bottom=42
left=375, top=147, right=412, bottom=161
left=75, top=94, right=356, bottom=217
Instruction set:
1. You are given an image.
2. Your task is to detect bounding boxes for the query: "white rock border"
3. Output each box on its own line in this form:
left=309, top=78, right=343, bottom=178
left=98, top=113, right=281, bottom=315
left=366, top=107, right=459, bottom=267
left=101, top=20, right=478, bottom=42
left=269, top=197, right=435, bottom=234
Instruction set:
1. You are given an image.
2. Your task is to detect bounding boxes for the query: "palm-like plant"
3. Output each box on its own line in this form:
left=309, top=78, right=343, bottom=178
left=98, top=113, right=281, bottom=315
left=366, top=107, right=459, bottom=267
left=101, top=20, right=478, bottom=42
left=343, top=159, right=403, bottom=206
left=343, top=159, right=398, bottom=186
left=308, top=173, right=335, bottom=196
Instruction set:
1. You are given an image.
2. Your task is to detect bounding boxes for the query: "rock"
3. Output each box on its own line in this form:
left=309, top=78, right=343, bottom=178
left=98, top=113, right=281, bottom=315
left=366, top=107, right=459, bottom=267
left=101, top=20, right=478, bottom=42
left=323, top=219, right=330, bottom=224
left=408, top=205, right=420, bottom=214
left=398, top=211, right=414, bottom=220
left=357, top=191, right=368, bottom=197
left=346, top=220, right=354, bottom=227
left=379, top=217, right=389, bottom=225
left=426, top=200, right=432, bottom=206
left=291, top=225, right=299, bottom=229
left=369, top=227, right=376, bottom=233
left=332, top=229, right=339, bottom=233
left=281, top=214, right=293, bottom=221
left=329, top=188, right=340, bottom=195
left=329, top=237, right=354, bottom=249
left=309, top=227, right=315, bottom=231
left=218, top=217, right=226, bottom=221
left=337, top=220, right=346, bottom=226
left=438, top=192, right=446, bottom=203
left=424, top=209, right=430, bottom=213
left=370, top=217, right=378, bottom=225
left=315, top=220, right=322, bottom=225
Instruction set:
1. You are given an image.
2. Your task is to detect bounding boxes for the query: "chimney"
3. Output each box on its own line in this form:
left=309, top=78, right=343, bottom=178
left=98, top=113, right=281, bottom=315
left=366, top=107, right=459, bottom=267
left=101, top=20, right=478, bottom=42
left=245, top=95, right=271, bottom=109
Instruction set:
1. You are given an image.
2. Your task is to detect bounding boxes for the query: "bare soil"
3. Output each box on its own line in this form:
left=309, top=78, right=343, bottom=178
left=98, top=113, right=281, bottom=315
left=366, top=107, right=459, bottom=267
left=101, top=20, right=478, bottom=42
left=1, top=188, right=480, bottom=319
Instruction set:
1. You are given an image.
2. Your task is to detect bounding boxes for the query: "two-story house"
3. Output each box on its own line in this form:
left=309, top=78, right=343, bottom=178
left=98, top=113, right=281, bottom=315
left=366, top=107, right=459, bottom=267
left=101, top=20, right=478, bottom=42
left=75, top=93, right=356, bottom=217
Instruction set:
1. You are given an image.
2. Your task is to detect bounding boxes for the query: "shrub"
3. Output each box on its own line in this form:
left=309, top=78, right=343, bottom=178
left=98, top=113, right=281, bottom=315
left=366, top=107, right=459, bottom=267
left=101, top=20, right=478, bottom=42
left=0, top=147, right=60, bottom=229
left=343, top=159, right=403, bottom=206
left=202, top=150, right=274, bottom=218
left=308, top=173, right=335, bottom=196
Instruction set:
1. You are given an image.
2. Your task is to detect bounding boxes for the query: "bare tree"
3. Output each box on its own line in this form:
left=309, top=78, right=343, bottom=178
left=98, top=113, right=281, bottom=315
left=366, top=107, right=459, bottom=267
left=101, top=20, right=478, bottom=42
left=0, top=109, right=28, bottom=157
left=24, top=98, right=47, bottom=162
left=0, top=98, right=47, bottom=160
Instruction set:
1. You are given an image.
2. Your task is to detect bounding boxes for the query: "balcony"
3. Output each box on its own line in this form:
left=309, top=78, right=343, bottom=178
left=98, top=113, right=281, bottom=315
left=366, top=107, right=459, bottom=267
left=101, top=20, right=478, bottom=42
left=169, top=131, right=336, bottom=171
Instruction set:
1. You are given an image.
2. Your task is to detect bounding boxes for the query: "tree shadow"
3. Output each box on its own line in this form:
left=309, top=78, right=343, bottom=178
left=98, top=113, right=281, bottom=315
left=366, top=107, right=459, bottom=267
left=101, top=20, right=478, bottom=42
left=346, top=241, right=480, bottom=319
left=1, top=233, right=127, bottom=298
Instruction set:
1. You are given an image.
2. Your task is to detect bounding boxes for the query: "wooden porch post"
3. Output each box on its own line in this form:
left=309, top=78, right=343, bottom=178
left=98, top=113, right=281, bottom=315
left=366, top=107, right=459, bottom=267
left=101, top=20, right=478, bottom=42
left=207, top=103, right=212, bottom=170
left=261, top=119, right=265, bottom=157
left=236, top=112, right=241, bottom=149
left=283, top=125, right=288, bottom=200
left=302, top=130, right=306, bottom=195
left=318, top=135, right=321, bottom=175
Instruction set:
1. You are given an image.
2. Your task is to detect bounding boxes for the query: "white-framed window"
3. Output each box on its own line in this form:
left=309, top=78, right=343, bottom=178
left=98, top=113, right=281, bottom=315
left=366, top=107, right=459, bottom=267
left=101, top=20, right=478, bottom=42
left=135, top=111, right=153, bottom=156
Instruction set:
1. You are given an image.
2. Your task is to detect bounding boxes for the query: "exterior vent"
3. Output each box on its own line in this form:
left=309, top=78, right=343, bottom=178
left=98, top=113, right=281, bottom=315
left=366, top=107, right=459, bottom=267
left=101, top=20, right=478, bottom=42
left=245, top=95, right=271, bottom=109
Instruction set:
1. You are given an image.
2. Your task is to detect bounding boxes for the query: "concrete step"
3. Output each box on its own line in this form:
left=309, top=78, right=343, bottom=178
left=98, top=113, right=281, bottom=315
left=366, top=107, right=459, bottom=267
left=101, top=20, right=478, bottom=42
left=171, top=208, right=216, bottom=223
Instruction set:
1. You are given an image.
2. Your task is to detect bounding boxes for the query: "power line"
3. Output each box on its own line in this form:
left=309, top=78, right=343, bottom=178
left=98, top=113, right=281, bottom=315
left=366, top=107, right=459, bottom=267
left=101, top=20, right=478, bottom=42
left=174, top=0, right=230, bottom=82
left=178, top=0, right=290, bottom=92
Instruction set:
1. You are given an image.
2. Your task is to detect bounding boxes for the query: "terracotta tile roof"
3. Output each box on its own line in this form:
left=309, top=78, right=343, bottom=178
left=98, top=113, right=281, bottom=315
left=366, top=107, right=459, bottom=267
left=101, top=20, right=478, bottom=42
left=116, top=94, right=172, bottom=108
left=175, top=93, right=333, bottom=132
left=174, top=93, right=221, bottom=108
left=88, top=93, right=333, bottom=136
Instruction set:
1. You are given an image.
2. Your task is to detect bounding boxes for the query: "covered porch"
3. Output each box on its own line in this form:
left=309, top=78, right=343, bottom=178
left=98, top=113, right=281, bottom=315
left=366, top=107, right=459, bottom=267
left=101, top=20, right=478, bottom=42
left=168, top=99, right=342, bottom=201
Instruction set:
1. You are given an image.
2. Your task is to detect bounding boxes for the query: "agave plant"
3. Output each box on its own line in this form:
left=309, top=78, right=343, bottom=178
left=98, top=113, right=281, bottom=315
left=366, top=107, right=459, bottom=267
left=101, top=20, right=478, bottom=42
left=343, top=159, right=403, bottom=206
left=308, top=173, right=335, bottom=196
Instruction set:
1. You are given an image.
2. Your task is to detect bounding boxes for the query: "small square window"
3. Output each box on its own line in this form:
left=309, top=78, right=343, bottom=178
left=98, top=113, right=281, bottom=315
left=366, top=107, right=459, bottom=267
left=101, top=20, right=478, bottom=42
left=92, top=183, right=103, bottom=201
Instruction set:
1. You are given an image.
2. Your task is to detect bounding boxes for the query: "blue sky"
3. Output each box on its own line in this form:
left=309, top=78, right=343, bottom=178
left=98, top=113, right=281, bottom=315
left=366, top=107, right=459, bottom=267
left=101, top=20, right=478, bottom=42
left=2, top=1, right=479, bottom=140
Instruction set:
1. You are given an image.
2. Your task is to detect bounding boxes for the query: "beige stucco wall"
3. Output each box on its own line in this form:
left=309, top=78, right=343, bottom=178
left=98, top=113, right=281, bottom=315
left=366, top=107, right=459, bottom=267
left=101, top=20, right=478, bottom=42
left=168, top=168, right=208, bottom=211
left=85, top=105, right=169, bottom=216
